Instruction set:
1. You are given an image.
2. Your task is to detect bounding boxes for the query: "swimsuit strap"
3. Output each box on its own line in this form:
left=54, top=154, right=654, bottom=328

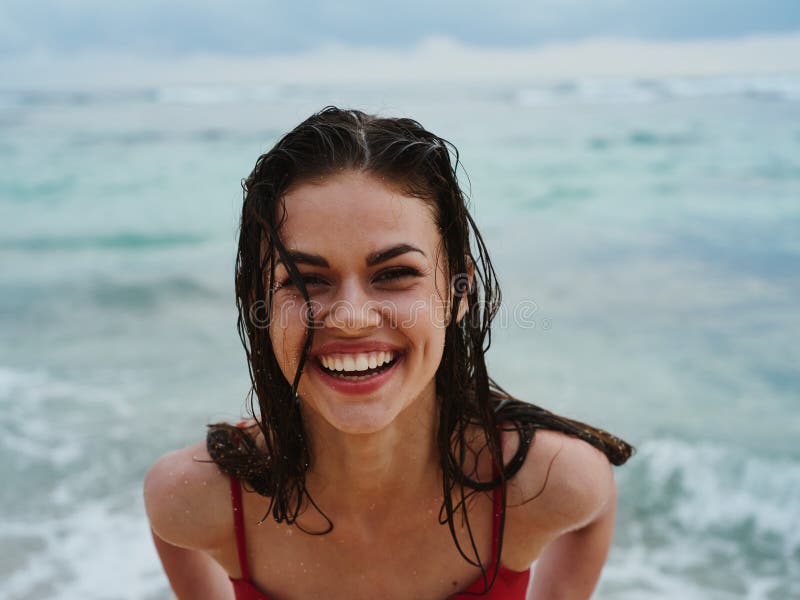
left=229, top=475, right=251, bottom=581
left=488, top=428, right=504, bottom=571
left=490, top=474, right=502, bottom=570
left=230, top=420, right=254, bottom=581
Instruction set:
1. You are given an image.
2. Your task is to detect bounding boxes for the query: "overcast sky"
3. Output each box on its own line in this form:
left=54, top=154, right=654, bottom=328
left=1, top=0, right=799, bottom=57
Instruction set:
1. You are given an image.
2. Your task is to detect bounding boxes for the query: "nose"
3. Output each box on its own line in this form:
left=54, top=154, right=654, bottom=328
left=322, top=278, right=383, bottom=332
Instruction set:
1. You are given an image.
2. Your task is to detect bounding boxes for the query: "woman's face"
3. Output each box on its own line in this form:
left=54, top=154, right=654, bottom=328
left=267, top=170, right=454, bottom=435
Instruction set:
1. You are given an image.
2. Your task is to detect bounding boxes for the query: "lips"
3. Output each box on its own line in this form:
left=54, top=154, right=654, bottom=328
left=309, top=351, right=404, bottom=395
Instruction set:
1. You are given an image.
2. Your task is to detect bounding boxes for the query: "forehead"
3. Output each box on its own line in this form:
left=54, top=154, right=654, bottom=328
left=277, top=171, right=440, bottom=255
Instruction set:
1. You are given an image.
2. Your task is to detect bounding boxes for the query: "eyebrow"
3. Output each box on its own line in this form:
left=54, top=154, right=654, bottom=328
left=277, top=243, right=426, bottom=268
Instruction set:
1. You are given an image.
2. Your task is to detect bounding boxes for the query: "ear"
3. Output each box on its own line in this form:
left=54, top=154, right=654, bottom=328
left=454, top=258, right=475, bottom=325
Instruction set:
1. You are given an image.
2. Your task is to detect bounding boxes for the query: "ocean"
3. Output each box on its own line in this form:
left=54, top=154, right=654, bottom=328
left=1, top=75, right=798, bottom=599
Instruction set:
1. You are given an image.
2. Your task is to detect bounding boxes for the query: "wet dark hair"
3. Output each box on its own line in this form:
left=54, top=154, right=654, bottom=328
left=206, top=106, right=634, bottom=593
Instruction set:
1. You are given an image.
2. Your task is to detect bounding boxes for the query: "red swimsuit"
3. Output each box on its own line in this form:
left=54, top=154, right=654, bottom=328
left=227, top=468, right=531, bottom=599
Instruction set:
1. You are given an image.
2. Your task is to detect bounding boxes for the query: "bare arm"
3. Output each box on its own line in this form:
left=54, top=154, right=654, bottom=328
left=528, top=481, right=618, bottom=600
left=144, top=442, right=237, bottom=600
left=151, top=529, right=235, bottom=600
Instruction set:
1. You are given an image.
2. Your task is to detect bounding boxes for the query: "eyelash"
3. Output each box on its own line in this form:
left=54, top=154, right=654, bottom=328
left=375, top=267, right=425, bottom=284
left=276, top=267, right=422, bottom=290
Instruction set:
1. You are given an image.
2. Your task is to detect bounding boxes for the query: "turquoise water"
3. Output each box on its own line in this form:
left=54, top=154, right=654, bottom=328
left=1, top=78, right=798, bottom=599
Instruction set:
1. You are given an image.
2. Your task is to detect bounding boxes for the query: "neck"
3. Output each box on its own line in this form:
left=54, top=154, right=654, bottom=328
left=301, top=388, right=442, bottom=526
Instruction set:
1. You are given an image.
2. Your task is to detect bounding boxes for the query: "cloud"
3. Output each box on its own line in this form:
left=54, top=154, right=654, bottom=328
left=2, top=33, right=800, bottom=88
left=0, top=5, right=31, bottom=53
left=0, top=0, right=799, bottom=57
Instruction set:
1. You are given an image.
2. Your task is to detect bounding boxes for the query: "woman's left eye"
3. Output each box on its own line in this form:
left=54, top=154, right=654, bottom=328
left=375, top=267, right=422, bottom=283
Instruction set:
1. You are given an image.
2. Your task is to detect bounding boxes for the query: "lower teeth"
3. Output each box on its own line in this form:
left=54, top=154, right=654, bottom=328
left=333, top=372, right=377, bottom=381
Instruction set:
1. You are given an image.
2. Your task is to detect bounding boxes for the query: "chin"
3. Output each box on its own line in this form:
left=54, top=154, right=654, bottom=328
left=306, top=398, right=404, bottom=435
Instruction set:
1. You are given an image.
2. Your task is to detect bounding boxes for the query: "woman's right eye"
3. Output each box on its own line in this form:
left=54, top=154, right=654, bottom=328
left=275, top=275, right=327, bottom=290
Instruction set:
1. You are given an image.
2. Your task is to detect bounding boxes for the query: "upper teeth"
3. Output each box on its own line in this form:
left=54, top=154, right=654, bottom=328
left=319, top=351, right=396, bottom=372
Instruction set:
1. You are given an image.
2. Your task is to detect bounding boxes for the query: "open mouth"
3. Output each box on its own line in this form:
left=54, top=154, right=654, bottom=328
left=316, top=354, right=401, bottom=382
left=317, top=353, right=400, bottom=381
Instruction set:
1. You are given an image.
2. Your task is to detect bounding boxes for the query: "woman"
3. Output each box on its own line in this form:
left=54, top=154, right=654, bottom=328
left=144, top=106, right=634, bottom=599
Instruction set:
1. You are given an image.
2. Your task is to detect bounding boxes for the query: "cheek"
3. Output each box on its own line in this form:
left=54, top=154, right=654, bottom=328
left=391, top=292, right=450, bottom=334
left=268, top=298, right=312, bottom=374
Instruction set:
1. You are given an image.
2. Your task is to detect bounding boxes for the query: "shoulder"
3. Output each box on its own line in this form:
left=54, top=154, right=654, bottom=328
left=143, top=437, right=234, bottom=551
left=503, top=427, right=616, bottom=537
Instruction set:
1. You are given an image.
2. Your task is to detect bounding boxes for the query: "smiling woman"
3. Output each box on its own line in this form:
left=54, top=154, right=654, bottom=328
left=143, top=106, right=634, bottom=600
left=267, top=171, right=453, bottom=435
